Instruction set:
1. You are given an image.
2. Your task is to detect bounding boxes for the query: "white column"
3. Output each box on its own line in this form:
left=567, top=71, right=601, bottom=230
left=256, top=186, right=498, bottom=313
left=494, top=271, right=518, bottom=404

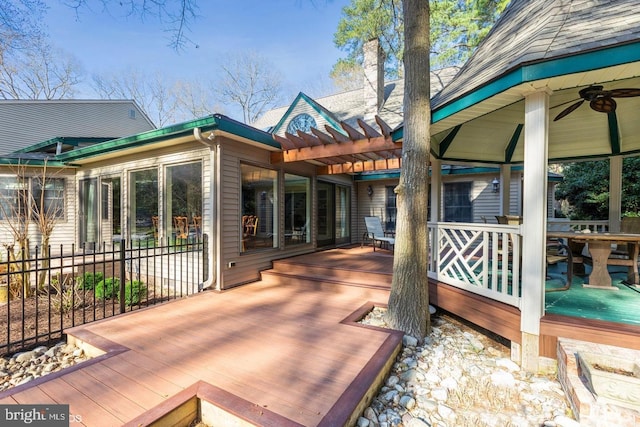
left=520, top=89, right=550, bottom=371
left=430, top=157, right=442, bottom=222
left=609, top=156, right=622, bottom=233
left=500, top=164, right=511, bottom=215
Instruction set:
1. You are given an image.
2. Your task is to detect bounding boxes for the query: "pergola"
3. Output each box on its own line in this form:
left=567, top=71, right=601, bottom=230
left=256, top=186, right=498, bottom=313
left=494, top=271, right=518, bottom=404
left=273, top=0, right=640, bottom=371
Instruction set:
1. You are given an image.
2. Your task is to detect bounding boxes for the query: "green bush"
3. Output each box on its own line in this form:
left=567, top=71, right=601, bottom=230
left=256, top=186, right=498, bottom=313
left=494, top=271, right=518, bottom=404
left=76, top=272, right=104, bottom=290
left=120, top=280, right=146, bottom=306
left=95, top=277, right=119, bottom=300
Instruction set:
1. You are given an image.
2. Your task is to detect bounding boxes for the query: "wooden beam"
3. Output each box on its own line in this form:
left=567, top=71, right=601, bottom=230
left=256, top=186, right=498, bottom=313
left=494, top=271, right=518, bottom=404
left=279, top=136, right=401, bottom=162
left=340, top=122, right=366, bottom=140
left=310, top=128, right=336, bottom=145
left=325, top=126, right=351, bottom=143
left=357, top=119, right=382, bottom=138
left=274, top=134, right=296, bottom=151
left=375, top=115, right=393, bottom=137
left=317, top=157, right=402, bottom=175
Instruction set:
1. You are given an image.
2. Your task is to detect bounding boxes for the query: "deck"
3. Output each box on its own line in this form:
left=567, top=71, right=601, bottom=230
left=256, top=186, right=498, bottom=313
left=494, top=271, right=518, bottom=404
left=0, top=247, right=400, bottom=427
left=1, top=246, right=639, bottom=425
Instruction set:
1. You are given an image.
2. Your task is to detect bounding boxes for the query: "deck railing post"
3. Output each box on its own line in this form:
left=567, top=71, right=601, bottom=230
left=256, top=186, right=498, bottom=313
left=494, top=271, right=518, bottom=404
left=119, top=241, right=126, bottom=314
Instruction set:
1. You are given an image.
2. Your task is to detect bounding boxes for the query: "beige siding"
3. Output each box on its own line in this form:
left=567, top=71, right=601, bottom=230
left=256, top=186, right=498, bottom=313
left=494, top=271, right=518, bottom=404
left=218, top=136, right=320, bottom=289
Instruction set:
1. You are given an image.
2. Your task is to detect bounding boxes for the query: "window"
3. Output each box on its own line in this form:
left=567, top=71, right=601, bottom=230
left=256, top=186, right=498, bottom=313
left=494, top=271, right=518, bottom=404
left=444, top=182, right=473, bottom=222
left=284, top=174, right=310, bottom=246
left=101, top=183, right=110, bottom=221
left=31, top=178, right=65, bottom=220
left=385, top=186, right=397, bottom=232
left=0, top=177, right=27, bottom=219
left=0, top=176, right=65, bottom=220
left=166, top=162, right=202, bottom=240
left=241, top=164, right=277, bottom=252
left=130, top=169, right=158, bottom=241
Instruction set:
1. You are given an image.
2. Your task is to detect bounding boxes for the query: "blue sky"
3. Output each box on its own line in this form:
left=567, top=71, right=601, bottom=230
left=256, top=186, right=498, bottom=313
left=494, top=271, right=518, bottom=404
left=44, top=0, right=351, bottom=116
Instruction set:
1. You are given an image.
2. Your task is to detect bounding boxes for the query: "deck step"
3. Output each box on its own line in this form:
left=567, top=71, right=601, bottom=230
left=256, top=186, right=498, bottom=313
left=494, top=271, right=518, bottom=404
left=261, top=259, right=391, bottom=290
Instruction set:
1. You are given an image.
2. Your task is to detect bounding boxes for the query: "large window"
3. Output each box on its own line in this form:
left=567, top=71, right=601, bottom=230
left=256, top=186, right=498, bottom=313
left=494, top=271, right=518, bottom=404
left=284, top=174, right=310, bottom=246
left=166, top=162, right=202, bottom=240
left=241, top=164, right=277, bottom=252
left=130, top=169, right=158, bottom=241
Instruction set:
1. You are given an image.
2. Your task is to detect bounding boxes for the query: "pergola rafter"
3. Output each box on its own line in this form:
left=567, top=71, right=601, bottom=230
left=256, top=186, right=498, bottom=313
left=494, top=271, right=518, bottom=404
left=270, top=115, right=402, bottom=175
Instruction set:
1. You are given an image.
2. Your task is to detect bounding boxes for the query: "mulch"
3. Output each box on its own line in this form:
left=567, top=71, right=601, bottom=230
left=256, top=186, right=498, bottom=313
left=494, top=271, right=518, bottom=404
left=0, top=287, right=171, bottom=356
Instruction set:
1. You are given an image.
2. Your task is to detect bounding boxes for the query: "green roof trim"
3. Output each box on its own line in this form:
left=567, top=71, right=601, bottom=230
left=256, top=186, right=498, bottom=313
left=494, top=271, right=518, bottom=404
left=505, top=124, right=523, bottom=163
left=607, top=112, right=620, bottom=155
left=0, top=157, right=70, bottom=167
left=438, top=125, right=461, bottom=158
left=355, top=165, right=562, bottom=181
left=271, top=92, right=344, bottom=136
left=55, top=114, right=278, bottom=163
left=432, top=41, right=640, bottom=124
left=15, top=137, right=114, bottom=154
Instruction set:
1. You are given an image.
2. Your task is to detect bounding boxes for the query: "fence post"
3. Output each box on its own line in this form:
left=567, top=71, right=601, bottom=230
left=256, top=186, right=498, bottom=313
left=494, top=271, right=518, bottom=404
left=119, top=241, right=126, bottom=314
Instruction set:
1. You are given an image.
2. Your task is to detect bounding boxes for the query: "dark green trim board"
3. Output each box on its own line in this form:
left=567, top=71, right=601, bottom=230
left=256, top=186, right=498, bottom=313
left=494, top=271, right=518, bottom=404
left=0, top=157, right=70, bottom=167
left=55, top=114, right=277, bottom=163
left=15, top=137, right=114, bottom=154
left=607, top=112, right=620, bottom=155
left=438, top=125, right=462, bottom=158
left=271, top=92, right=344, bottom=135
left=505, top=124, right=523, bottom=163
left=354, top=165, right=563, bottom=182
left=432, top=41, right=640, bottom=124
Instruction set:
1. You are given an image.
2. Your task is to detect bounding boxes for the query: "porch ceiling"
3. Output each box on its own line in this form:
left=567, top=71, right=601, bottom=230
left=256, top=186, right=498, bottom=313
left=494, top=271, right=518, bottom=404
left=270, top=116, right=402, bottom=175
left=430, top=64, right=640, bottom=165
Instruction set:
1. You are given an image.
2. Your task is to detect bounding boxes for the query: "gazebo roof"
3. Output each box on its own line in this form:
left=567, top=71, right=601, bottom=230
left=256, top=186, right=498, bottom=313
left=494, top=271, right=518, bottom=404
left=420, top=0, right=640, bottom=164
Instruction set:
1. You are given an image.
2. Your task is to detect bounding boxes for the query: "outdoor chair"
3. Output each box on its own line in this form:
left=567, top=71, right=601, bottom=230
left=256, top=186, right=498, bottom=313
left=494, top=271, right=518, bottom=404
left=173, top=216, right=189, bottom=240
left=242, top=215, right=259, bottom=251
left=363, top=216, right=395, bottom=252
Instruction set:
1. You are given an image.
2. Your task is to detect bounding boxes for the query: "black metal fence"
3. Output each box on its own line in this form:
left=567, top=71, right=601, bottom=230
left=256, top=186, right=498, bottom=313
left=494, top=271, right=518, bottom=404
left=0, top=235, right=208, bottom=356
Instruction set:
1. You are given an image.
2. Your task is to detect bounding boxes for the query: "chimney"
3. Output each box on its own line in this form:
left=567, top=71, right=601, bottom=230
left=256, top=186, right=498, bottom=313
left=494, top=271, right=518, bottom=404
left=363, top=38, right=385, bottom=122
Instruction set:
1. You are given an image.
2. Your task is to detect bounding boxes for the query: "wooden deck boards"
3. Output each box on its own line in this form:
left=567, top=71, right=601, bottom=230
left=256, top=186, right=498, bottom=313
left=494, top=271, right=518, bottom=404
left=2, top=245, right=636, bottom=426
left=0, top=247, right=400, bottom=427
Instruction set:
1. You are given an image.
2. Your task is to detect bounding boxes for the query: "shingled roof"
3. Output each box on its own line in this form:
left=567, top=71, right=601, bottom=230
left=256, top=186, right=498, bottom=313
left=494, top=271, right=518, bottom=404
left=432, top=0, right=640, bottom=111
left=252, top=67, right=458, bottom=133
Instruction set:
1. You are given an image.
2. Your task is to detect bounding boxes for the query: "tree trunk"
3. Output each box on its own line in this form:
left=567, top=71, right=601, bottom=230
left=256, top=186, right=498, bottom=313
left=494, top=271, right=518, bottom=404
left=386, top=0, right=431, bottom=339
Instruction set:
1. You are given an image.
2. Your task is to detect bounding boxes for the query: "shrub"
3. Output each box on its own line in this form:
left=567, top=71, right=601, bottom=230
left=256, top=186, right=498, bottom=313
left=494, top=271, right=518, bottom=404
left=119, top=280, right=146, bottom=306
left=76, top=272, right=104, bottom=290
left=95, top=277, right=119, bottom=300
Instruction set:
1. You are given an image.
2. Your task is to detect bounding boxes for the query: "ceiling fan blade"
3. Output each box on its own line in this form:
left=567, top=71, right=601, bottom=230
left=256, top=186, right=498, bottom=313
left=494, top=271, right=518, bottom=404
left=553, top=99, right=584, bottom=121
left=608, top=88, right=640, bottom=98
left=590, top=96, right=617, bottom=113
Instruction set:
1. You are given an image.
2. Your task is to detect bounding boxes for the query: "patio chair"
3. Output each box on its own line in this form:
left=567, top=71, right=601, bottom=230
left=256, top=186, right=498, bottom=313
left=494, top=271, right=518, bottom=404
left=363, top=216, right=395, bottom=252
left=173, top=216, right=189, bottom=240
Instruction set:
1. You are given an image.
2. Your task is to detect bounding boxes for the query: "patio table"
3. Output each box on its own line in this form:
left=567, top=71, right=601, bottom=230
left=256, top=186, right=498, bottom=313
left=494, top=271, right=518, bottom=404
left=547, top=231, right=640, bottom=289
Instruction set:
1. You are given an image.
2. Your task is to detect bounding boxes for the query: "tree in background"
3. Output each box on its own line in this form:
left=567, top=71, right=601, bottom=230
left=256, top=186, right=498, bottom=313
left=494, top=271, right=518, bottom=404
left=385, top=0, right=431, bottom=339
left=0, top=0, right=47, bottom=54
left=64, top=0, right=199, bottom=50
left=215, top=51, right=285, bottom=124
left=0, top=40, right=84, bottom=99
left=332, top=0, right=509, bottom=81
left=555, top=158, right=640, bottom=219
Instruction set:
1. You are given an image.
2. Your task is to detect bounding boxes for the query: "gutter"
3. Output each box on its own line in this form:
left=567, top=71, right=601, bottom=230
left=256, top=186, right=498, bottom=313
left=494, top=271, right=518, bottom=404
left=194, top=127, right=221, bottom=291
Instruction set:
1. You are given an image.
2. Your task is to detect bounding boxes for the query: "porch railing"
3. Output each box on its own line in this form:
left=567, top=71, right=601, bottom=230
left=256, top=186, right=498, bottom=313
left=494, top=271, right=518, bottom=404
left=428, top=222, right=521, bottom=307
left=0, top=235, right=208, bottom=356
left=427, top=219, right=611, bottom=308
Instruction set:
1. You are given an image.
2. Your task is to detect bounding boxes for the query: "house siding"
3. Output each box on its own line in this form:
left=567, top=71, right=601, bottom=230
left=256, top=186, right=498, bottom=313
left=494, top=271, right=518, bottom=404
left=217, top=136, right=320, bottom=290
left=0, top=100, right=155, bottom=155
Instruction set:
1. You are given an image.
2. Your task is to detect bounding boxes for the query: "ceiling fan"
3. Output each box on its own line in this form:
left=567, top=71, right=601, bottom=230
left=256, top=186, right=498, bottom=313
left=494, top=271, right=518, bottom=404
left=553, top=85, right=640, bottom=121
